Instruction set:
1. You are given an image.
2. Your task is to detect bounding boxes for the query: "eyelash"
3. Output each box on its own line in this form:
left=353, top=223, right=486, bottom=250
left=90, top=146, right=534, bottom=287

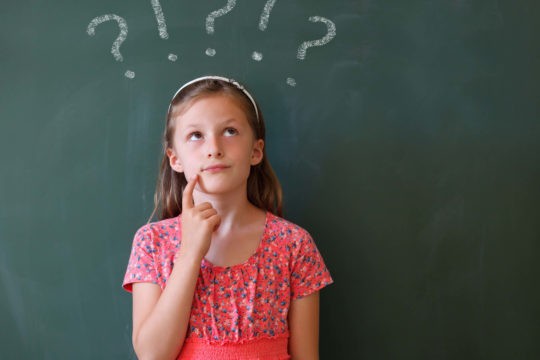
left=224, top=127, right=238, bottom=136
left=187, top=128, right=238, bottom=141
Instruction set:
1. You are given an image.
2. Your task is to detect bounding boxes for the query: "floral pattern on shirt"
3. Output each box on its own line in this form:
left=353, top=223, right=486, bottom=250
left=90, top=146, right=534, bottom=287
left=123, top=212, right=333, bottom=344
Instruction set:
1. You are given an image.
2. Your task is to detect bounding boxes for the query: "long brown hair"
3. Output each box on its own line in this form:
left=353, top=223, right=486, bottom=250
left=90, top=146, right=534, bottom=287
left=147, top=77, right=283, bottom=222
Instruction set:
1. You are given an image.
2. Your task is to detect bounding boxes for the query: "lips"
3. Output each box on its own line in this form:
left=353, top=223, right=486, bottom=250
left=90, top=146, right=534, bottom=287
left=202, top=164, right=230, bottom=172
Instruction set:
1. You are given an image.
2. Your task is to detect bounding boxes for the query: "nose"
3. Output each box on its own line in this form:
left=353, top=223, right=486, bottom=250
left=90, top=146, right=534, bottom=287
left=206, top=135, right=223, bottom=158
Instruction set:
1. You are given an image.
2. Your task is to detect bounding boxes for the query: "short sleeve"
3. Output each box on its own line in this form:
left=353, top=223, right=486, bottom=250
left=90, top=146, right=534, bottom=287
left=122, top=225, right=159, bottom=293
left=290, top=231, right=333, bottom=299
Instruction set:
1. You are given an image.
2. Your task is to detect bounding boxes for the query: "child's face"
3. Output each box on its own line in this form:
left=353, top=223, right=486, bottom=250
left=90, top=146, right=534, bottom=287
left=166, top=94, right=264, bottom=196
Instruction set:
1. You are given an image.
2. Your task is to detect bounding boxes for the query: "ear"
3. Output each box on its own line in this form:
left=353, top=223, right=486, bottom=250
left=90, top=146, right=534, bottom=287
left=166, top=147, right=184, bottom=173
left=250, top=139, right=264, bottom=166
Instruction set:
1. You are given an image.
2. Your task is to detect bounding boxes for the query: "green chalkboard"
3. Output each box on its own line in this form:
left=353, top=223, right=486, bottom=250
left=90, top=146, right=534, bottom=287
left=1, top=0, right=539, bottom=359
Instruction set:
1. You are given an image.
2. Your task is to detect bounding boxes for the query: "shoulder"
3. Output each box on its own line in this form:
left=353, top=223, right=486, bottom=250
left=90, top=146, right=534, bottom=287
left=123, top=217, right=180, bottom=292
left=130, top=216, right=180, bottom=248
left=135, top=216, right=179, bottom=235
left=265, top=212, right=314, bottom=249
left=267, top=212, right=310, bottom=235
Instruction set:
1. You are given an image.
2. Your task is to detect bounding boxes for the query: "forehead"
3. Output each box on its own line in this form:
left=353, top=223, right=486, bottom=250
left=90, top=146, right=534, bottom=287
left=172, top=94, right=249, bottom=128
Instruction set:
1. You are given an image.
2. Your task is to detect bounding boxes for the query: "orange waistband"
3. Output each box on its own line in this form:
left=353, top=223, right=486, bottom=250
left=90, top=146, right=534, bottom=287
left=178, top=336, right=290, bottom=360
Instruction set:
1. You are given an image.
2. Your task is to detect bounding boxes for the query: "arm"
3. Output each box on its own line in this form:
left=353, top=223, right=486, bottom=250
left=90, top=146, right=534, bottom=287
left=132, top=175, right=220, bottom=360
left=288, top=291, right=320, bottom=360
left=132, top=251, right=201, bottom=360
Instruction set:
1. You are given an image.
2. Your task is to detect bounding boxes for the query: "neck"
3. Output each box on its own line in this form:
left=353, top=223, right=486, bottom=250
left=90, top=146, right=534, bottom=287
left=192, top=186, right=261, bottom=233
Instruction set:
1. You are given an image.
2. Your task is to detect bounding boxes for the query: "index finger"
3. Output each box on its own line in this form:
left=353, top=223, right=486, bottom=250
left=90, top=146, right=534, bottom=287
left=182, top=174, right=198, bottom=210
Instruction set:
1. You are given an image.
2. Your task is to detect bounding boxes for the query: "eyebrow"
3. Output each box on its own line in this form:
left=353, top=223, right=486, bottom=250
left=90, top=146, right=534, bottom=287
left=181, top=118, right=242, bottom=130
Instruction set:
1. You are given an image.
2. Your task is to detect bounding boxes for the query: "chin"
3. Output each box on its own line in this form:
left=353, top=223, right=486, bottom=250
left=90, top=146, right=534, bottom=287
left=198, top=177, right=246, bottom=195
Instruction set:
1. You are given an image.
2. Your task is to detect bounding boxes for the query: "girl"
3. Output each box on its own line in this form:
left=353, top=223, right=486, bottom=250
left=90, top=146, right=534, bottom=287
left=123, top=76, right=333, bottom=359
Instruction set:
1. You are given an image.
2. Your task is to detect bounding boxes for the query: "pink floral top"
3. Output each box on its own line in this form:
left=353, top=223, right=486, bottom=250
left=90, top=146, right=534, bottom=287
left=123, top=211, right=333, bottom=359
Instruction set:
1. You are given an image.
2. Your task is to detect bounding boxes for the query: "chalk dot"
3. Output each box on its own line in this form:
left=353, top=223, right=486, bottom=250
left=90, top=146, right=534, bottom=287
left=206, top=48, right=216, bottom=57
left=168, top=54, right=178, bottom=61
left=251, top=51, right=263, bottom=61
left=125, top=70, right=135, bottom=79
left=286, top=77, right=296, bottom=87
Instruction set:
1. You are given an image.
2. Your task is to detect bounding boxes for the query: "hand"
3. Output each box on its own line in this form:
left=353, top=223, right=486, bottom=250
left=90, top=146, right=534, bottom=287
left=177, top=174, right=221, bottom=261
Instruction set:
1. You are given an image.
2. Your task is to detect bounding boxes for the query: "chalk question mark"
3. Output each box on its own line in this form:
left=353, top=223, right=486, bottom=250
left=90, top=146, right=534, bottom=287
left=149, top=0, right=178, bottom=61
left=297, top=16, right=336, bottom=59
left=251, top=0, right=277, bottom=61
left=87, top=14, right=135, bottom=79
left=205, top=0, right=237, bottom=56
left=287, top=16, right=337, bottom=86
left=150, top=0, right=168, bottom=39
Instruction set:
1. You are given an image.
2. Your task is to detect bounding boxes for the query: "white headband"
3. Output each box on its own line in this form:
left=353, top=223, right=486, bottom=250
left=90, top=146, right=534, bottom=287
left=167, top=75, right=259, bottom=121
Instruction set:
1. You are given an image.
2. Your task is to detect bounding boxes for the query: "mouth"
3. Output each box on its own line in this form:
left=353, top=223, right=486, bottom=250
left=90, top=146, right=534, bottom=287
left=202, top=164, right=230, bottom=173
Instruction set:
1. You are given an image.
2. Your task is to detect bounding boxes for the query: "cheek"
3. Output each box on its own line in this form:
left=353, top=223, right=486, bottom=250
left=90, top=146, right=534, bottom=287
left=177, top=143, right=198, bottom=161
left=179, top=156, right=196, bottom=172
left=235, top=142, right=256, bottom=163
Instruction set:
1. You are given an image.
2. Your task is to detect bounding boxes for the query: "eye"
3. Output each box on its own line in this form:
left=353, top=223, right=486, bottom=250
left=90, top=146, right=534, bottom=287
left=188, top=131, right=203, bottom=141
left=224, top=127, right=238, bottom=136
